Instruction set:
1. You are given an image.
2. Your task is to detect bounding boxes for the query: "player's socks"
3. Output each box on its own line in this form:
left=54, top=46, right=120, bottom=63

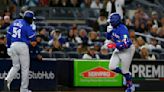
left=112, top=67, right=122, bottom=74
left=123, top=73, right=135, bottom=92
left=123, top=73, right=132, bottom=86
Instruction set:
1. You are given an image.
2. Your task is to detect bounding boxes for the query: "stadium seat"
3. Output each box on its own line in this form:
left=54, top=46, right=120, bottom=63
left=40, top=51, right=51, bottom=58
left=52, top=51, right=66, bottom=58
left=66, top=51, right=80, bottom=59
left=99, top=53, right=112, bottom=59
left=151, top=49, right=162, bottom=53
left=159, top=53, right=164, bottom=59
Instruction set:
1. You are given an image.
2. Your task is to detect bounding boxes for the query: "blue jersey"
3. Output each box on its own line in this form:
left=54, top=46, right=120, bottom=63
left=6, top=19, right=36, bottom=48
left=106, top=24, right=132, bottom=50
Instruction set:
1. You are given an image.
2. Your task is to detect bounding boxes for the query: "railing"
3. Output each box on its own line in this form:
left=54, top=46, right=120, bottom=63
left=16, top=7, right=100, bottom=20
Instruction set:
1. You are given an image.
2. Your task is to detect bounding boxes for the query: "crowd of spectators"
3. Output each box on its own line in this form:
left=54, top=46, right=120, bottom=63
left=0, top=0, right=163, bottom=60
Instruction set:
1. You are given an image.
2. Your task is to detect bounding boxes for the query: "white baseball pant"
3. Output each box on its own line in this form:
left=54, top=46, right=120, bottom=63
left=5, top=42, right=30, bottom=92
left=109, top=45, right=135, bottom=74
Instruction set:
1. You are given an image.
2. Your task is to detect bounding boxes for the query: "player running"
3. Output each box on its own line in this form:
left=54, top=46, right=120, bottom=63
left=105, top=13, right=135, bottom=92
left=4, top=10, right=36, bottom=92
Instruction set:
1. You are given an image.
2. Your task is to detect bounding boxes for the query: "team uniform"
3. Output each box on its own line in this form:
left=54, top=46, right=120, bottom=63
left=4, top=11, right=36, bottom=92
left=106, top=13, right=135, bottom=92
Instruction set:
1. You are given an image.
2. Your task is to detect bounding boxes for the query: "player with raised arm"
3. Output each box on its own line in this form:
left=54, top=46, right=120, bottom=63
left=105, top=13, right=135, bottom=92
left=4, top=10, right=36, bottom=92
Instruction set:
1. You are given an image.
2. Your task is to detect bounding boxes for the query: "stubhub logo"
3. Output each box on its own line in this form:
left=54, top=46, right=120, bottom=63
left=81, top=67, right=116, bottom=78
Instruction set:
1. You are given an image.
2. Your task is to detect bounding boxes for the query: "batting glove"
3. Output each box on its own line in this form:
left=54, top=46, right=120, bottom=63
left=107, top=43, right=116, bottom=48
left=107, top=24, right=113, bottom=33
left=7, top=48, right=12, bottom=56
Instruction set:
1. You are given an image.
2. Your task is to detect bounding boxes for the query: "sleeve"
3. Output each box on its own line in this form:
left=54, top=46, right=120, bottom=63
left=115, top=25, right=132, bottom=50
left=27, top=26, right=36, bottom=41
left=106, top=32, right=112, bottom=40
left=6, top=26, right=12, bottom=48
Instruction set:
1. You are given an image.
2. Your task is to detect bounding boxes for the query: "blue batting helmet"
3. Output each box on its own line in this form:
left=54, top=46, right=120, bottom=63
left=108, top=13, right=121, bottom=27
left=23, top=10, right=35, bottom=19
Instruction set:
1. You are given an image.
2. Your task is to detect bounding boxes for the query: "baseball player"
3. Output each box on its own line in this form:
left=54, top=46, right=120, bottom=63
left=4, top=10, right=36, bottom=92
left=105, top=13, right=135, bottom=92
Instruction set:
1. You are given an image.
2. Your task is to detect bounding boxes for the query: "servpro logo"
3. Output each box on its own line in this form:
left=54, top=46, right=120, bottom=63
left=81, top=67, right=116, bottom=78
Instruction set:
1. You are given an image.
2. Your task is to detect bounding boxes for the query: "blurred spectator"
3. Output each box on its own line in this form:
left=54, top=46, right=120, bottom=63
left=1, top=15, right=11, bottom=29
left=3, top=9, right=12, bottom=18
left=77, top=28, right=88, bottom=54
left=91, top=0, right=103, bottom=9
left=79, top=28, right=88, bottom=46
left=100, top=45, right=108, bottom=55
left=146, top=19, right=153, bottom=32
left=133, top=17, right=140, bottom=33
left=148, top=38, right=162, bottom=50
left=25, top=0, right=39, bottom=7
left=106, top=0, right=124, bottom=19
left=125, top=18, right=133, bottom=29
left=138, top=8, right=149, bottom=21
left=67, top=26, right=82, bottom=44
left=29, top=41, right=42, bottom=61
left=36, top=35, right=43, bottom=44
left=48, top=29, right=66, bottom=46
left=39, top=0, right=49, bottom=7
left=80, top=0, right=92, bottom=8
left=136, top=36, right=149, bottom=50
left=35, top=35, right=44, bottom=49
left=88, top=31, right=98, bottom=45
left=140, top=22, right=147, bottom=33
left=49, top=39, right=63, bottom=53
left=99, top=45, right=112, bottom=59
left=8, top=4, right=17, bottom=19
left=82, top=46, right=100, bottom=59
left=102, top=0, right=109, bottom=9
left=157, top=26, right=164, bottom=48
left=38, top=28, right=49, bottom=41
left=140, top=47, right=156, bottom=60
left=94, top=42, right=101, bottom=52
left=151, top=11, right=161, bottom=28
left=96, top=9, right=107, bottom=32
left=133, top=39, right=141, bottom=59
left=0, top=17, right=4, bottom=28
left=149, top=25, right=158, bottom=37
left=129, top=29, right=136, bottom=42
left=70, top=0, right=80, bottom=7
left=58, top=0, right=70, bottom=7
left=0, top=35, right=9, bottom=58
left=49, top=0, right=60, bottom=7
left=160, top=17, right=164, bottom=27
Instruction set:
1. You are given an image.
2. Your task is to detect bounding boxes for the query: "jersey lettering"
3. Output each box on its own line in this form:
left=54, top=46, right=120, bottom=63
left=12, top=27, right=21, bottom=38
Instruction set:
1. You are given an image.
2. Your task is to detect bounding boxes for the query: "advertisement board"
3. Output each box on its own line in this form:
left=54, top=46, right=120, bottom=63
left=131, top=61, right=164, bottom=91
left=74, top=59, right=123, bottom=87
left=0, top=60, right=57, bottom=91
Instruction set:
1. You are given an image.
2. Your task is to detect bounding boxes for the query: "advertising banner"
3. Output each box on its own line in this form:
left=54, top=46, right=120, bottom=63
left=0, top=60, right=56, bottom=91
left=74, top=59, right=123, bottom=87
left=131, top=61, right=164, bottom=91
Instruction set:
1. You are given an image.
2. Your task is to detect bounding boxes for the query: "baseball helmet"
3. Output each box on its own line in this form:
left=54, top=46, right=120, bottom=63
left=108, top=13, right=121, bottom=27
left=23, top=10, right=35, bottom=19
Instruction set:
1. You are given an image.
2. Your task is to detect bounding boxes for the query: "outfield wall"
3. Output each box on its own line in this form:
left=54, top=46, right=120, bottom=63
left=0, top=59, right=164, bottom=91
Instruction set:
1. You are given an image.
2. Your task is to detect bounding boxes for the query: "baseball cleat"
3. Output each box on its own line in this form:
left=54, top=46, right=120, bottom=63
left=125, top=84, right=135, bottom=92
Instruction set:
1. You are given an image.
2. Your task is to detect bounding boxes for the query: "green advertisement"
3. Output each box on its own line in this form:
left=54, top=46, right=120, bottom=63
left=74, top=59, right=123, bottom=87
